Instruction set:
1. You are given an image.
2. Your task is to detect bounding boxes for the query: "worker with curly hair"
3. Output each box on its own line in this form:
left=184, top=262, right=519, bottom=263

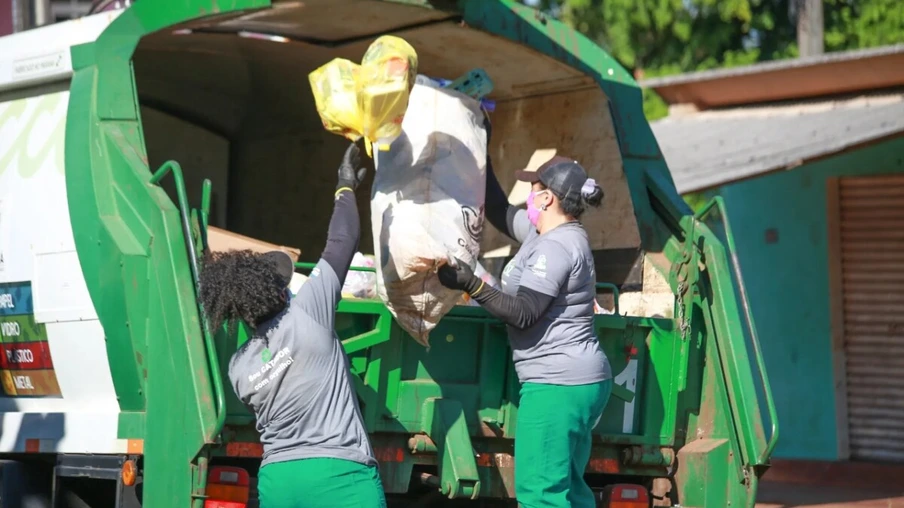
left=198, top=142, right=385, bottom=508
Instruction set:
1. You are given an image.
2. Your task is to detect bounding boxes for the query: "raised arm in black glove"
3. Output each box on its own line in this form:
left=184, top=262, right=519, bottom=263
left=336, top=141, right=368, bottom=193
left=322, top=142, right=368, bottom=285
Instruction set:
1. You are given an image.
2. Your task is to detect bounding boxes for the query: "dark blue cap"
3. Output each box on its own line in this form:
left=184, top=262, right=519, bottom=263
left=515, top=155, right=592, bottom=205
left=262, top=251, right=294, bottom=289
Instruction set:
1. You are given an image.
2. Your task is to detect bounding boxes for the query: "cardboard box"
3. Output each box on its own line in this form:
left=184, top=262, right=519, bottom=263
left=206, top=226, right=301, bottom=262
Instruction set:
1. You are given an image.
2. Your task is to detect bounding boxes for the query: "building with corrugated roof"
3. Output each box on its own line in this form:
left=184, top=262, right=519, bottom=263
left=642, top=45, right=904, bottom=465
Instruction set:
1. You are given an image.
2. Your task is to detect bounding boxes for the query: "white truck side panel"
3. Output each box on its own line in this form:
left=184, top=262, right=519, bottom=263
left=0, top=30, right=126, bottom=453
left=0, top=11, right=121, bottom=92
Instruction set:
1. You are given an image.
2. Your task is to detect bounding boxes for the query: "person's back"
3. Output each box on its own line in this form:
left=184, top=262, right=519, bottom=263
left=200, top=142, right=386, bottom=508
left=229, top=260, right=375, bottom=467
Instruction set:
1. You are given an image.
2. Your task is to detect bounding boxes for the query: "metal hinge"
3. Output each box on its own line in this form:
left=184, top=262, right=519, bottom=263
left=671, top=219, right=700, bottom=341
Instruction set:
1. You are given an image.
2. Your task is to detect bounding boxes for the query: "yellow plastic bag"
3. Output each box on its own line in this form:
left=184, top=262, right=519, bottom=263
left=358, top=36, right=418, bottom=152
left=308, top=58, right=363, bottom=142
left=309, top=36, right=418, bottom=156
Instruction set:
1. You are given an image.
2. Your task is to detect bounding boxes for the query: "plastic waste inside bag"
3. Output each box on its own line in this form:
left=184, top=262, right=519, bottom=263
left=594, top=299, right=614, bottom=315
left=309, top=58, right=363, bottom=142
left=342, top=252, right=378, bottom=299
left=417, top=71, right=496, bottom=112
left=460, top=261, right=499, bottom=307
left=359, top=36, right=418, bottom=154
left=371, top=78, right=488, bottom=347
left=445, top=68, right=494, bottom=100
left=288, top=272, right=310, bottom=296
left=309, top=36, right=418, bottom=157
left=288, top=254, right=377, bottom=300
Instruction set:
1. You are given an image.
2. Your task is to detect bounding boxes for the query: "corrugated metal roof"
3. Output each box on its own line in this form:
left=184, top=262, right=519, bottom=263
left=652, top=93, right=904, bottom=193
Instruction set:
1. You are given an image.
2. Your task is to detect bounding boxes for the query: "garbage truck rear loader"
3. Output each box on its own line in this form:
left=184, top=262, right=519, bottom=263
left=0, top=0, right=777, bottom=506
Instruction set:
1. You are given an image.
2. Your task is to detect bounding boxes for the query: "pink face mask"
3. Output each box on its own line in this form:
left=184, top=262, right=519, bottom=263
left=526, top=191, right=541, bottom=226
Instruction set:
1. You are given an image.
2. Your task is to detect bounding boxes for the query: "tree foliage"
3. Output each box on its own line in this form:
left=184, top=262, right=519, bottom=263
left=519, top=0, right=904, bottom=207
left=522, top=0, right=904, bottom=121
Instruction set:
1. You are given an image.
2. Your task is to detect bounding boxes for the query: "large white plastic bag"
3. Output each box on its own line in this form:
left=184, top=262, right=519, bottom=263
left=371, top=80, right=488, bottom=347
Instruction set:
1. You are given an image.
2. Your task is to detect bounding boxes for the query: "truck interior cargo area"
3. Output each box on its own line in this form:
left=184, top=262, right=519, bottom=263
left=132, top=1, right=649, bottom=308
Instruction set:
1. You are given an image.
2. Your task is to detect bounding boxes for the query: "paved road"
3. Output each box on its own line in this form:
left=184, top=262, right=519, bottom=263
left=757, top=481, right=904, bottom=508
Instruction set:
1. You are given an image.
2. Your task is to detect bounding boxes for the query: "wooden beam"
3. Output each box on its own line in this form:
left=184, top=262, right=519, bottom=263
left=764, top=459, right=904, bottom=490
left=825, top=177, right=851, bottom=461
left=649, top=52, right=904, bottom=110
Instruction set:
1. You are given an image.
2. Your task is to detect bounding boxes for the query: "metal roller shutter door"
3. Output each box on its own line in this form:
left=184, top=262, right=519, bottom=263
left=839, top=175, right=904, bottom=462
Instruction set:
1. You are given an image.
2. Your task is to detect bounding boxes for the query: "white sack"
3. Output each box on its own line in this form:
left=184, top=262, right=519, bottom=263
left=371, top=80, right=487, bottom=347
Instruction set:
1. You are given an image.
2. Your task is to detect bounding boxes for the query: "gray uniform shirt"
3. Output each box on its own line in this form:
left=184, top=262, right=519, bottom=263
left=227, top=260, right=376, bottom=468
left=501, top=211, right=612, bottom=385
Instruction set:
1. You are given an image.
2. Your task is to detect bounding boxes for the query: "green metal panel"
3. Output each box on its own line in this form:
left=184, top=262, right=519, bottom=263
left=421, top=397, right=481, bottom=499
left=213, top=277, right=769, bottom=505
left=65, top=2, right=270, bottom=507
left=62, top=1, right=776, bottom=506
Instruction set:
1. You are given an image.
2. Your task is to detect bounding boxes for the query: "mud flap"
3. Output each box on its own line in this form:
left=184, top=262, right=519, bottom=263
left=674, top=438, right=730, bottom=508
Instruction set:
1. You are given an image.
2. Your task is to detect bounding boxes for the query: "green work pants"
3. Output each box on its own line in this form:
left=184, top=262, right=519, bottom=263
left=514, top=380, right=613, bottom=508
left=258, top=457, right=386, bottom=508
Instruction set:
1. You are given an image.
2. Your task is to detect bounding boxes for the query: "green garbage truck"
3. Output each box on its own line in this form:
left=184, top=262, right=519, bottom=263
left=0, top=0, right=777, bottom=506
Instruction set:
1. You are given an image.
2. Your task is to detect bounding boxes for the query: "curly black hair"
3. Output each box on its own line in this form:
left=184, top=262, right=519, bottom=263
left=198, top=249, right=288, bottom=334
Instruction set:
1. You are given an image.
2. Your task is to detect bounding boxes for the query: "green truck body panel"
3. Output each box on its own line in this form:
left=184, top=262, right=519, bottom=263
left=66, top=2, right=271, bottom=507
left=63, top=1, right=777, bottom=506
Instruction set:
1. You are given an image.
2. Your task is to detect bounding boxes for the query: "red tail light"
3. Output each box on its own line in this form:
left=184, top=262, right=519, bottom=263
left=602, top=483, right=651, bottom=508
left=204, top=466, right=250, bottom=508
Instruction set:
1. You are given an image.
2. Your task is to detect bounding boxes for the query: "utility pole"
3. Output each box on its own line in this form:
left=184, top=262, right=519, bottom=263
left=797, top=0, right=824, bottom=57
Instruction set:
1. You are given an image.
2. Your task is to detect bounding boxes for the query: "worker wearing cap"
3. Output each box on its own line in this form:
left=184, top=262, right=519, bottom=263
left=438, top=149, right=613, bottom=508
left=199, top=142, right=385, bottom=508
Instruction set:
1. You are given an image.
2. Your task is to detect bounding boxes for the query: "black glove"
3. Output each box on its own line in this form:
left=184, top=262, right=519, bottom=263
left=337, top=142, right=368, bottom=192
left=437, top=258, right=482, bottom=294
